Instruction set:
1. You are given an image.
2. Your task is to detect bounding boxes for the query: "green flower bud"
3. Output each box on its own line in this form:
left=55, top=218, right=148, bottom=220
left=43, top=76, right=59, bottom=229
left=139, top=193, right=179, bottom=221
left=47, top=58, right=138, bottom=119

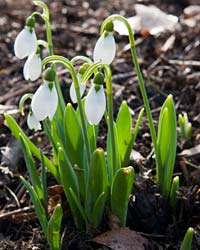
left=104, top=20, right=114, bottom=32
left=26, top=16, right=36, bottom=28
left=44, top=67, right=56, bottom=82
left=78, top=63, right=89, bottom=75
left=93, top=72, right=104, bottom=85
left=94, top=84, right=101, bottom=92
left=36, top=46, right=41, bottom=55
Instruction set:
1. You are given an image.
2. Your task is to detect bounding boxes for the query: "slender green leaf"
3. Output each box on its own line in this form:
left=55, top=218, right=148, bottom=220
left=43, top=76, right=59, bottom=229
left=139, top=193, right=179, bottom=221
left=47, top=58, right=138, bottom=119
left=87, top=124, right=98, bottom=154
left=43, top=119, right=58, bottom=154
left=58, top=147, right=84, bottom=229
left=69, top=187, right=88, bottom=223
left=116, top=101, right=132, bottom=167
left=85, top=148, right=108, bottom=227
left=40, top=150, right=48, bottom=213
left=4, top=114, right=58, bottom=179
left=64, top=103, right=86, bottom=199
left=58, top=147, right=79, bottom=198
left=107, top=122, right=121, bottom=182
left=47, top=204, right=63, bottom=250
left=157, top=107, right=170, bottom=189
left=76, top=98, right=98, bottom=155
left=132, top=108, right=144, bottom=144
left=170, top=176, right=179, bottom=212
left=91, top=192, right=106, bottom=228
left=180, top=227, right=194, bottom=250
left=111, top=167, right=134, bottom=226
left=157, top=95, right=177, bottom=198
left=122, top=108, right=144, bottom=167
left=64, top=103, right=84, bottom=168
left=20, top=176, right=48, bottom=237
left=19, top=134, right=43, bottom=201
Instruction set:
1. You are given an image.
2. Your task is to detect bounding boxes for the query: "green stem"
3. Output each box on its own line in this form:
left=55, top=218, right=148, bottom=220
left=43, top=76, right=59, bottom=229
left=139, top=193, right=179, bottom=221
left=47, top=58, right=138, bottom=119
left=104, top=66, right=116, bottom=178
left=73, top=75, right=91, bottom=165
left=101, top=15, right=158, bottom=157
left=81, top=62, right=116, bottom=178
left=44, top=19, right=65, bottom=115
left=130, top=46, right=157, bottom=154
left=37, top=39, right=48, bottom=49
left=43, top=119, right=58, bottom=154
left=107, top=93, right=116, bottom=176
left=71, top=56, right=93, bottom=65
left=32, top=6, right=65, bottom=115
left=43, top=56, right=91, bottom=166
left=19, top=93, right=33, bottom=116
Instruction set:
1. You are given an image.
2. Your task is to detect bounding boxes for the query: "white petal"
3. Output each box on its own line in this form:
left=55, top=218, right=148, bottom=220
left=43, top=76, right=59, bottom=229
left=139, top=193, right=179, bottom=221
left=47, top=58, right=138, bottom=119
left=93, top=32, right=116, bottom=65
left=85, top=85, right=106, bottom=125
left=23, top=54, right=42, bottom=81
left=70, top=74, right=86, bottom=103
left=27, top=112, right=41, bottom=131
left=14, top=27, right=37, bottom=59
left=48, top=84, right=58, bottom=121
left=31, top=81, right=58, bottom=121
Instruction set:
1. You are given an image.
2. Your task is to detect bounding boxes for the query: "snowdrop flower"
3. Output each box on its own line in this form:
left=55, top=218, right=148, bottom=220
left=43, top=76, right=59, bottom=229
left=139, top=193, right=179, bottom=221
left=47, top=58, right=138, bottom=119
left=31, top=68, right=58, bottom=121
left=85, top=72, right=106, bottom=125
left=27, top=111, right=41, bottom=131
left=14, top=16, right=37, bottom=59
left=93, top=21, right=116, bottom=65
left=70, top=73, right=86, bottom=103
left=23, top=48, right=42, bottom=81
left=70, top=64, right=88, bottom=103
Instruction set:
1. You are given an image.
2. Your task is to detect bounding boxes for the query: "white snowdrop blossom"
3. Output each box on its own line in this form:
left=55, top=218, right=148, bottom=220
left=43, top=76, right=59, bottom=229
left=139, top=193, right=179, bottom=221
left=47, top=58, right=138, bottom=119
left=85, top=84, right=106, bottom=125
left=27, top=112, right=41, bottom=131
left=23, top=53, right=42, bottom=81
left=14, top=27, right=37, bottom=59
left=70, top=73, right=86, bottom=103
left=31, top=81, right=58, bottom=121
left=93, top=31, right=116, bottom=65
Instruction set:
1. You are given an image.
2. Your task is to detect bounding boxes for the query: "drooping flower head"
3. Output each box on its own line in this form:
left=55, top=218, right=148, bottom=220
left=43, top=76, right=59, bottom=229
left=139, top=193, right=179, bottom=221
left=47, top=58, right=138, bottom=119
left=31, top=68, right=58, bottom=121
left=14, top=16, right=37, bottom=59
left=23, top=47, right=42, bottom=81
left=69, top=64, right=88, bottom=103
left=93, top=21, right=116, bottom=65
left=85, top=71, right=106, bottom=125
left=27, top=110, right=41, bottom=131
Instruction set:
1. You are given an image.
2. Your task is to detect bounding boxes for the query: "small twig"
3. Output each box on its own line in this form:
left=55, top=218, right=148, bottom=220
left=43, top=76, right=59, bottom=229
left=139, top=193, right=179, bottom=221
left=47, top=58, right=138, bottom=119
left=168, top=59, right=200, bottom=67
left=5, top=186, right=20, bottom=208
left=0, top=206, right=34, bottom=221
left=138, top=231, right=167, bottom=239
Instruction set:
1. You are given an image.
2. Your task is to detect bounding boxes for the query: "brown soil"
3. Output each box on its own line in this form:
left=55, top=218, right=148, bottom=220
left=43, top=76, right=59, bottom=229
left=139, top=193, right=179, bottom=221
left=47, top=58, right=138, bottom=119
left=0, top=0, right=200, bottom=249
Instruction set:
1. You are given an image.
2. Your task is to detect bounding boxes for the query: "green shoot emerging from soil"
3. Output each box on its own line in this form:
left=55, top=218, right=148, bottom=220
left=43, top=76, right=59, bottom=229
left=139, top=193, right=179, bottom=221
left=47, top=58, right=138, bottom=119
left=5, top=1, right=195, bottom=249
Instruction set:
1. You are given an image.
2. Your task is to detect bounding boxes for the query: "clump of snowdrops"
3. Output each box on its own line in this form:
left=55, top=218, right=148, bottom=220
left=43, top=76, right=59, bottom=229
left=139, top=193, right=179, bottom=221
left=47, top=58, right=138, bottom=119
left=5, top=1, right=194, bottom=249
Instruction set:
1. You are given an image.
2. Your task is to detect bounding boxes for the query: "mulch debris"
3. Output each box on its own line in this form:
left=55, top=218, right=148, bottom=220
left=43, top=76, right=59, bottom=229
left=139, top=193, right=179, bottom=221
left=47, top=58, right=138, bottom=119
left=0, top=0, right=200, bottom=249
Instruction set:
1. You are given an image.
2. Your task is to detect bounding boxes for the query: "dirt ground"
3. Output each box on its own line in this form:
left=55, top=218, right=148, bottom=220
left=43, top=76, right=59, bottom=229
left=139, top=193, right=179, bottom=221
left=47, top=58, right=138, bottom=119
left=0, top=0, right=200, bottom=249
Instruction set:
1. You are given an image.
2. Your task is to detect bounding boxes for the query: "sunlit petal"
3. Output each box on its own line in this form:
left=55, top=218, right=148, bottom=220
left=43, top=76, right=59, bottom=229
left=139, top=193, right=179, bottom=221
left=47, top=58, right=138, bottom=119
left=93, top=32, right=116, bottom=65
left=85, top=85, right=106, bottom=125
left=14, top=27, right=37, bottom=59
left=31, top=81, right=58, bottom=121
left=23, top=54, right=42, bottom=81
left=70, top=74, right=86, bottom=103
left=27, top=112, right=41, bottom=131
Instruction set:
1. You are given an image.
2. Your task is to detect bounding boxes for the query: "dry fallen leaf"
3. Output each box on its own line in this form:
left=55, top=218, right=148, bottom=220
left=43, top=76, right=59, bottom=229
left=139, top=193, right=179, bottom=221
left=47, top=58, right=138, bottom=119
left=178, top=144, right=200, bottom=158
left=114, top=4, right=178, bottom=36
left=181, top=5, right=200, bottom=28
left=94, top=227, right=149, bottom=250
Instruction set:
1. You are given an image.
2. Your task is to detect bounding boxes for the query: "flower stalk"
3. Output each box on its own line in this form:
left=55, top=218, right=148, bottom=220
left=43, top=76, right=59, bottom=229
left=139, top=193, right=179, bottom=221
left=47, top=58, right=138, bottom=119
left=32, top=1, right=65, bottom=115
left=42, top=55, right=91, bottom=166
left=100, top=14, right=158, bottom=160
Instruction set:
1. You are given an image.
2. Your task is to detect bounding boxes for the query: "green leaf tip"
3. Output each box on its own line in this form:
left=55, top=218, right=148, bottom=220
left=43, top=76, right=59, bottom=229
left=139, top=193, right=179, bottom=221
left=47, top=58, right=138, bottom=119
left=180, top=227, right=194, bottom=250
